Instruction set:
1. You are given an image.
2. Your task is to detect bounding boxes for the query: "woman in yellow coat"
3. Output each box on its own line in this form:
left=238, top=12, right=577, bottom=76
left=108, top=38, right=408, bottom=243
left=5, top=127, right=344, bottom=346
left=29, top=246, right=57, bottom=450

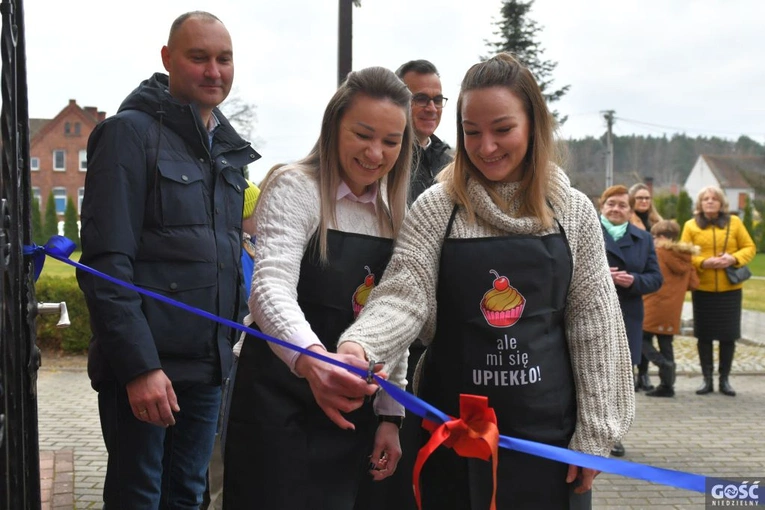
left=680, top=186, right=756, bottom=397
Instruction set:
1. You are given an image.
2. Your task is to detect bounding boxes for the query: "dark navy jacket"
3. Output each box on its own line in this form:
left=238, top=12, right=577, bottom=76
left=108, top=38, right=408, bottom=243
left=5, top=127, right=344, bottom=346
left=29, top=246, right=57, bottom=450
left=77, top=73, right=260, bottom=389
left=603, top=223, right=663, bottom=365
left=408, top=134, right=452, bottom=205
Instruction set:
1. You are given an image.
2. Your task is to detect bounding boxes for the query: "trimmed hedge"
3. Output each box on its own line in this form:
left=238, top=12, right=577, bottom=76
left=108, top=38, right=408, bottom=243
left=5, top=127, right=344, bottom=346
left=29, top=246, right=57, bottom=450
left=35, top=276, right=91, bottom=353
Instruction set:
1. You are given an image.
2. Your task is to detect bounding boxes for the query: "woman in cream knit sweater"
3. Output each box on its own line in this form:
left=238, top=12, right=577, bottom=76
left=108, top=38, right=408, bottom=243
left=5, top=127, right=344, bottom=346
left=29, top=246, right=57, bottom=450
left=338, top=54, right=634, bottom=509
left=224, top=67, right=413, bottom=509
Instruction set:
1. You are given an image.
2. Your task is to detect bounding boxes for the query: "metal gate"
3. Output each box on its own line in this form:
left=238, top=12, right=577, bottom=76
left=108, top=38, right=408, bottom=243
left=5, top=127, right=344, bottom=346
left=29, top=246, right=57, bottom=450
left=0, top=0, right=42, bottom=507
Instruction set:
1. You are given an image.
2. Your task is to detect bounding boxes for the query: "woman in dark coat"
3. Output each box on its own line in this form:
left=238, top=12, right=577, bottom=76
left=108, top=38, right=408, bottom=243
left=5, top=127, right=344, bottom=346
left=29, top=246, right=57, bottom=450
left=599, top=185, right=662, bottom=457
left=628, top=183, right=664, bottom=390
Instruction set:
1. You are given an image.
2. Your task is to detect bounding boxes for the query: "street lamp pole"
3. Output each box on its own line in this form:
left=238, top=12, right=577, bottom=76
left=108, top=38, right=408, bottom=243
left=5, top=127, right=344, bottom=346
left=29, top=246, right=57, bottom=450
left=602, top=110, right=615, bottom=188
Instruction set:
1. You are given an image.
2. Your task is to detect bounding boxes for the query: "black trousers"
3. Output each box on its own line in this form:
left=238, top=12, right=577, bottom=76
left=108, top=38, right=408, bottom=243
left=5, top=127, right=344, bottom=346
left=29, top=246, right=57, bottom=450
left=642, top=331, right=674, bottom=366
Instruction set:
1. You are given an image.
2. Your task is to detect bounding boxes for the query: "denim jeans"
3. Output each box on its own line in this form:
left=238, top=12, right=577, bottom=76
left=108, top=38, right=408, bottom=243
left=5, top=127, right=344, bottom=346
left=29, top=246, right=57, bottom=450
left=98, top=380, right=221, bottom=509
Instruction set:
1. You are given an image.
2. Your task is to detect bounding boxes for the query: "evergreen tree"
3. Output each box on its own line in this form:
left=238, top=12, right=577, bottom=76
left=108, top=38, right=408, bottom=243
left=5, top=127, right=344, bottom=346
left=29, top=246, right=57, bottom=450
left=484, top=0, right=570, bottom=123
left=43, top=192, right=59, bottom=240
left=654, top=193, right=677, bottom=220
left=676, top=190, right=693, bottom=228
left=743, top=196, right=754, bottom=235
left=63, top=197, right=80, bottom=248
left=31, top=197, right=46, bottom=245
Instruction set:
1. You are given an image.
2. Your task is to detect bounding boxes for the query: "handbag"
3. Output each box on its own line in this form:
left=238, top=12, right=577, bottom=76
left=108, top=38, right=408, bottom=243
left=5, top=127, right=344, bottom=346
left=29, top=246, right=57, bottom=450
left=725, top=265, right=752, bottom=284
left=722, top=222, right=752, bottom=284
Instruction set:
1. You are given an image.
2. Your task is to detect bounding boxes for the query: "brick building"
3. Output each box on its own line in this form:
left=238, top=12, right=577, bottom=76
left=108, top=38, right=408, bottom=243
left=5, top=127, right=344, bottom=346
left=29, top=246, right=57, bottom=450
left=30, top=99, right=105, bottom=218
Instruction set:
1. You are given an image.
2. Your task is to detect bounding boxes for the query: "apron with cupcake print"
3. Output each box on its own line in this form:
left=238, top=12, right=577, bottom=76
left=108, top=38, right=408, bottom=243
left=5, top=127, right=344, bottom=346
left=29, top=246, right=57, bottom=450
left=225, top=229, right=393, bottom=509
left=418, top=205, right=586, bottom=510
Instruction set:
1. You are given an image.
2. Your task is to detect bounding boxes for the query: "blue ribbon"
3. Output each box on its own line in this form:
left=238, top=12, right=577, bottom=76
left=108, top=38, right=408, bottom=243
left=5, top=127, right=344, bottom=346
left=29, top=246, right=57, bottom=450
left=23, top=235, right=77, bottom=281
left=26, top=236, right=708, bottom=494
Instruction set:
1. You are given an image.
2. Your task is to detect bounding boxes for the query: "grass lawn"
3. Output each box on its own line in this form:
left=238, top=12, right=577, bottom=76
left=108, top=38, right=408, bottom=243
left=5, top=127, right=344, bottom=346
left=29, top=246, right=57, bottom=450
left=37, top=251, right=80, bottom=280
left=741, top=253, right=765, bottom=312
left=749, top=252, right=765, bottom=277
left=743, top=279, right=765, bottom=312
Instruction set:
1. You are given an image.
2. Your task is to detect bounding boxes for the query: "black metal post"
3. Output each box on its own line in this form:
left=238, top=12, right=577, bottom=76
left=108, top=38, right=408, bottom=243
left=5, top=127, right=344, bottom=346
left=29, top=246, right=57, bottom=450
left=1, top=0, right=41, bottom=507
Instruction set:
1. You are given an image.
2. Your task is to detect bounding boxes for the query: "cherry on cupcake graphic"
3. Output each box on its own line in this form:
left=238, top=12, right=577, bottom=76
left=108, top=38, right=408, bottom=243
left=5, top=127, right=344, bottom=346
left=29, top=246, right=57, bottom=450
left=480, top=269, right=525, bottom=328
left=352, top=266, right=376, bottom=318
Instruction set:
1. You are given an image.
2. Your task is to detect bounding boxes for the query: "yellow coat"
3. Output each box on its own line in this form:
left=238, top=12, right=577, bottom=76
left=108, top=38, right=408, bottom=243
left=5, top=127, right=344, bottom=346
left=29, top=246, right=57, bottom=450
left=680, top=214, right=756, bottom=292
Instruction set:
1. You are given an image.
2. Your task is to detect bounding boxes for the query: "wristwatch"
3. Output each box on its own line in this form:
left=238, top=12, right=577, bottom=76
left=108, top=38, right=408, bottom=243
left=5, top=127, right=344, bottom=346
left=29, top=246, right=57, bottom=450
left=378, top=415, right=404, bottom=429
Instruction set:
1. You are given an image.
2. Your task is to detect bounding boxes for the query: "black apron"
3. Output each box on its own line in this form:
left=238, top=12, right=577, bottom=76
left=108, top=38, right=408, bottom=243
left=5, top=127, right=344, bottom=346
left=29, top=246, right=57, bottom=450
left=224, top=229, right=393, bottom=510
left=418, top=206, right=588, bottom=510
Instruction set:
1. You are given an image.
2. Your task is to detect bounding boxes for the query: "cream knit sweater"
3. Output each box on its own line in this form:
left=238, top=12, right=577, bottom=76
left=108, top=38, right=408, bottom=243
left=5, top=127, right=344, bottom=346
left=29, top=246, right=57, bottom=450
left=245, top=164, right=405, bottom=415
left=339, top=166, right=635, bottom=456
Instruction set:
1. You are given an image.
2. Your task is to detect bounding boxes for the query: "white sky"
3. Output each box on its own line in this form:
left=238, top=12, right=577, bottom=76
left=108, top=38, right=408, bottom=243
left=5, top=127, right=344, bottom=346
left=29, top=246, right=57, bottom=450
left=24, top=0, right=765, bottom=182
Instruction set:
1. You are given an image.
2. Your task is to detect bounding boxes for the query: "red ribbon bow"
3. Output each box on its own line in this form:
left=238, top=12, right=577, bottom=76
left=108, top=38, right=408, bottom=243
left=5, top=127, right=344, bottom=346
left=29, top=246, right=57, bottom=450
left=412, top=394, right=500, bottom=510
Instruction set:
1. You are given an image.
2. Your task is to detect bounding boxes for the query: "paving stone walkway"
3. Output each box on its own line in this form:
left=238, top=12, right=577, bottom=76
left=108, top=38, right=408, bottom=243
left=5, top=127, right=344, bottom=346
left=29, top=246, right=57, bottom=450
left=37, top=331, right=765, bottom=509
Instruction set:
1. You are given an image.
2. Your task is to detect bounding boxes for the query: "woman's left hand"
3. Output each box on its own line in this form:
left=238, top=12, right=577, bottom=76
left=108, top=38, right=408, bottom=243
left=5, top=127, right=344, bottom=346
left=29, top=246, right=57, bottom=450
left=367, top=421, right=402, bottom=481
left=718, top=252, right=737, bottom=267
left=609, top=267, right=635, bottom=288
left=566, top=464, right=600, bottom=494
left=337, top=341, right=367, bottom=362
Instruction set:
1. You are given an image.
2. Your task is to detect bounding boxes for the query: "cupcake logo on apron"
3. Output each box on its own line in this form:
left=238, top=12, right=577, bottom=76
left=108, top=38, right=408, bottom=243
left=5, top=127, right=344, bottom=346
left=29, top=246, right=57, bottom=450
left=352, top=266, right=376, bottom=318
left=480, top=270, right=525, bottom=328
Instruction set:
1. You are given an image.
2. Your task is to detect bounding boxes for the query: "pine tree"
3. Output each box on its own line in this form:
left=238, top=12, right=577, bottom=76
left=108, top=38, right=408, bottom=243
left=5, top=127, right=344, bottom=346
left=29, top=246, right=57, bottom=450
left=31, top=197, right=46, bottom=245
left=484, top=0, right=570, bottom=123
left=676, top=190, right=693, bottom=228
left=43, top=192, right=59, bottom=240
left=63, top=197, right=80, bottom=249
left=743, top=196, right=754, bottom=235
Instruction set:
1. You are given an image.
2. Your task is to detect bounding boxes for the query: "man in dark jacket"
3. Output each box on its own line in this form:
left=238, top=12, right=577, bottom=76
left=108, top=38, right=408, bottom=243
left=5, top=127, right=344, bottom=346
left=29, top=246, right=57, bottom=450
left=76, top=11, right=259, bottom=508
left=354, top=60, right=453, bottom=510
left=395, top=59, right=453, bottom=205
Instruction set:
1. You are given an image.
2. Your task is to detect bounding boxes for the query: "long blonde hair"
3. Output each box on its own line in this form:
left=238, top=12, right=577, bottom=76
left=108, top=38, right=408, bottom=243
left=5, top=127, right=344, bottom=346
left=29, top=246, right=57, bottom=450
left=439, top=52, right=559, bottom=227
left=260, top=67, right=413, bottom=262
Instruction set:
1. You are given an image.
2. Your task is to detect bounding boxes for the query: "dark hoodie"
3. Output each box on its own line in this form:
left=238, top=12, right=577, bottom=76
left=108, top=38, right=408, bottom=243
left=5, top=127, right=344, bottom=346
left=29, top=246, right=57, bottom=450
left=78, top=73, right=260, bottom=389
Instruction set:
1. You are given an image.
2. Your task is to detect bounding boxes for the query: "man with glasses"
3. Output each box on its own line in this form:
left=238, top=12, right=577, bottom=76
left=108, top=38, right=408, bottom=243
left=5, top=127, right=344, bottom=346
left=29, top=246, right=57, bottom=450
left=353, top=60, right=453, bottom=510
left=395, top=59, right=453, bottom=205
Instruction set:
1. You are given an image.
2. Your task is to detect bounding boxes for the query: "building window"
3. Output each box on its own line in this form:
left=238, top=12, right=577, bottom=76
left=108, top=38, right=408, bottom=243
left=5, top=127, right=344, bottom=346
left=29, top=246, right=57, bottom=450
left=52, top=187, right=66, bottom=214
left=64, top=122, right=71, bottom=135
left=53, top=150, right=65, bottom=171
left=32, top=187, right=41, bottom=205
left=74, top=122, right=81, bottom=135
left=739, top=193, right=748, bottom=210
left=78, top=187, right=85, bottom=214
left=79, top=150, right=87, bottom=171
left=30, top=157, right=40, bottom=171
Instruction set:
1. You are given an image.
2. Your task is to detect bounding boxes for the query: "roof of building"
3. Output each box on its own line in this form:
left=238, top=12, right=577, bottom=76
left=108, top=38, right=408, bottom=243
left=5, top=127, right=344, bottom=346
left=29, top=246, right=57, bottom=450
left=701, top=154, right=765, bottom=189
left=30, top=99, right=105, bottom=144
left=29, top=118, right=49, bottom=138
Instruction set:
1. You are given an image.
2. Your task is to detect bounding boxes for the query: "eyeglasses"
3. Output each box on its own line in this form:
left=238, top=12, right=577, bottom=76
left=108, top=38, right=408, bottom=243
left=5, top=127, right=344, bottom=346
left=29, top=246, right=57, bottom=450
left=635, top=197, right=652, bottom=201
left=411, top=93, right=448, bottom=109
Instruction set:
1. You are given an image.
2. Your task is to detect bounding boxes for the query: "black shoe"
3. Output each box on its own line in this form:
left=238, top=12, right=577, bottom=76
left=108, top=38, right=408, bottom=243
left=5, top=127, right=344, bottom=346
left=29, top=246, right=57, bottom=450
left=696, top=377, right=713, bottom=395
left=611, top=441, right=625, bottom=457
left=719, top=378, right=736, bottom=397
left=645, top=385, right=674, bottom=397
left=696, top=377, right=715, bottom=395
left=659, top=361, right=676, bottom=387
left=638, top=374, right=654, bottom=391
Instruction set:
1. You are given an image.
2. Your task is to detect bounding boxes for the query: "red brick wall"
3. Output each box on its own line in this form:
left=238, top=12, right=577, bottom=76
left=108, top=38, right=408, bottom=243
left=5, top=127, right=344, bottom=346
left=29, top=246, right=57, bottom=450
left=30, top=103, right=101, bottom=218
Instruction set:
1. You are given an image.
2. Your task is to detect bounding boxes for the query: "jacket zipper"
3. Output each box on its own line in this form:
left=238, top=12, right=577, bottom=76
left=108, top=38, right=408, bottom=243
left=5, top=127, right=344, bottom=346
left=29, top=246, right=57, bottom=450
left=713, top=228, right=718, bottom=292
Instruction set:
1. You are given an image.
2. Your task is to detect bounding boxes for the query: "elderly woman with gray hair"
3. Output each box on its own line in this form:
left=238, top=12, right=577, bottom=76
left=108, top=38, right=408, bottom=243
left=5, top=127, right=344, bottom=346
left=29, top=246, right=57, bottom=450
left=680, top=186, right=756, bottom=397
